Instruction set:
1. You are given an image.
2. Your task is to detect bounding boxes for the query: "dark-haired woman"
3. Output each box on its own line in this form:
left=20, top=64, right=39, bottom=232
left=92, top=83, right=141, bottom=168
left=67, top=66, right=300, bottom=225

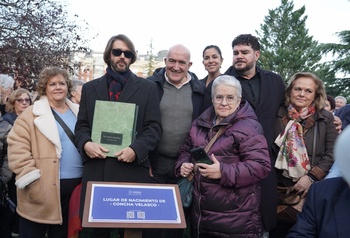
left=200, top=45, right=224, bottom=111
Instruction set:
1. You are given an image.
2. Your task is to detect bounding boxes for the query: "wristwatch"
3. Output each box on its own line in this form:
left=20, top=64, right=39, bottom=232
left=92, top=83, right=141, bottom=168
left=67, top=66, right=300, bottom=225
left=307, top=175, right=315, bottom=184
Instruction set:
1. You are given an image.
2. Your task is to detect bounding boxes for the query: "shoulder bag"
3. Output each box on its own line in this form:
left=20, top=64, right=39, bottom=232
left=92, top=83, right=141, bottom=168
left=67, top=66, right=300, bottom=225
left=277, top=123, right=317, bottom=222
left=178, top=126, right=225, bottom=208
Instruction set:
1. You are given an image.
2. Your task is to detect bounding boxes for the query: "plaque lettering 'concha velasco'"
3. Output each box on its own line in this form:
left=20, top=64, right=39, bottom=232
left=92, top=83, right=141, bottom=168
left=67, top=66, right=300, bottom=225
left=91, top=100, right=138, bottom=157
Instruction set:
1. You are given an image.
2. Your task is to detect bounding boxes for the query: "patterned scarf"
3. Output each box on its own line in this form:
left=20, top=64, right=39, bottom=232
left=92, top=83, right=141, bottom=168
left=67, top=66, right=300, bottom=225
left=106, top=66, right=130, bottom=101
left=274, top=104, right=316, bottom=181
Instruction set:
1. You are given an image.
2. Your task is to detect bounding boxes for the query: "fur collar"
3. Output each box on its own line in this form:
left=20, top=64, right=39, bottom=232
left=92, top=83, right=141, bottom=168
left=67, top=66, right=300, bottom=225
left=32, top=96, right=79, bottom=158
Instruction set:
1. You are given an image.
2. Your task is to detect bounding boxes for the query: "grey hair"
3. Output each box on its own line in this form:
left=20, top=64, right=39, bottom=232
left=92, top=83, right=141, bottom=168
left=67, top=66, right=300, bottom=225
left=211, top=75, right=242, bottom=98
left=71, top=79, right=85, bottom=91
left=0, top=74, right=14, bottom=89
left=68, top=79, right=85, bottom=99
left=335, top=95, right=347, bottom=104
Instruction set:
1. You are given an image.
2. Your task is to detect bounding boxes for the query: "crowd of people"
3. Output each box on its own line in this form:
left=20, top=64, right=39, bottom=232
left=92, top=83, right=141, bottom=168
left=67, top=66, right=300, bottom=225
left=0, top=33, right=348, bottom=238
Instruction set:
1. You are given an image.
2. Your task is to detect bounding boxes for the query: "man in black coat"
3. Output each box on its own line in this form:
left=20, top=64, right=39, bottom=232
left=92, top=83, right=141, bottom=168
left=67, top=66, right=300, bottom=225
left=75, top=34, right=162, bottom=238
left=223, top=34, right=286, bottom=237
left=335, top=103, right=350, bottom=130
left=286, top=126, right=350, bottom=238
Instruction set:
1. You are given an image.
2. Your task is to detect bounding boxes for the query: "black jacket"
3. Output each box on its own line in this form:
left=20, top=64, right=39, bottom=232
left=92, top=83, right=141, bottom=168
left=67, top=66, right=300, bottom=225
left=224, top=65, right=286, bottom=231
left=148, top=67, right=206, bottom=120
left=75, top=72, right=162, bottom=216
left=0, top=117, right=12, bottom=184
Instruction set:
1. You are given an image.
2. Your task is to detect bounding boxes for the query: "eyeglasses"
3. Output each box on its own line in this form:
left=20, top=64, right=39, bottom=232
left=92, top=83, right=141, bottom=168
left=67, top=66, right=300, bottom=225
left=16, top=98, right=30, bottom=104
left=213, top=95, right=238, bottom=104
left=111, top=49, right=134, bottom=59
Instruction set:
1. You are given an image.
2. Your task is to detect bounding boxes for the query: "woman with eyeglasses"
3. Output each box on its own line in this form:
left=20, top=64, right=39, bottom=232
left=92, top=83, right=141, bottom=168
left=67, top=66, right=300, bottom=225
left=7, top=66, right=82, bottom=238
left=2, top=88, right=32, bottom=125
left=174, top=75, right=271, bottom=237
left=0, top=88, right=32, bottom=237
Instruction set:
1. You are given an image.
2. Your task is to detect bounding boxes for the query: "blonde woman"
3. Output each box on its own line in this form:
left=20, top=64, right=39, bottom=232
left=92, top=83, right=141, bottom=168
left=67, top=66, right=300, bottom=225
left=8, top=67, right=82, bottom=238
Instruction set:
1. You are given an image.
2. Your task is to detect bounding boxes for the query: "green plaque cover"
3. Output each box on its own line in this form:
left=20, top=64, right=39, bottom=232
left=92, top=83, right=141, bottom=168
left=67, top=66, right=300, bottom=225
left=91, top=100, right=138, bottom=157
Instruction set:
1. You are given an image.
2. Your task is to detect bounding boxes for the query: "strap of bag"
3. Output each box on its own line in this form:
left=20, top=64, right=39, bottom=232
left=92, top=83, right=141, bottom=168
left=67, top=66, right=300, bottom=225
left=51, top=108, right=76, bottom=146
left=312, top=122, right=317, bottom=162
left=204, top=126, right=226, bottom=153
left=187, top=126, right=226, bottom=181
left=279, top=123, right=318, bottom=208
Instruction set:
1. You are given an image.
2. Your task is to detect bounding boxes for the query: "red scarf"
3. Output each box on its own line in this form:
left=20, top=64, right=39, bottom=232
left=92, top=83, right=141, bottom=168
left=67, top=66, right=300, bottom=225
left=106, top=66, right=129, bottom=101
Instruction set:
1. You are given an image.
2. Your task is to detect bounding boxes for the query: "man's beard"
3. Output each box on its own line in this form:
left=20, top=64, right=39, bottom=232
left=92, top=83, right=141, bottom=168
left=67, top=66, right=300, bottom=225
left=111, top=61, right=129, bottom=73
left=235, top=61, right=254, bottom=74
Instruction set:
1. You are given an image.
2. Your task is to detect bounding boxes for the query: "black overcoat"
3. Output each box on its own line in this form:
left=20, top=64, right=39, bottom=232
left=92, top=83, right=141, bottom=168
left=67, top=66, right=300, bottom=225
left=75, top=73, right=162, bottom=213
left=224, top=66, right=286, bottom=231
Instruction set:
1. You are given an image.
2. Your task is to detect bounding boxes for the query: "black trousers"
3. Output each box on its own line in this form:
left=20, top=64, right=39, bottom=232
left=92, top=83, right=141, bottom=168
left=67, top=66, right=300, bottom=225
left=0, top=175, right=17, bottom=238
left=19, top=177, right=81, bottom=238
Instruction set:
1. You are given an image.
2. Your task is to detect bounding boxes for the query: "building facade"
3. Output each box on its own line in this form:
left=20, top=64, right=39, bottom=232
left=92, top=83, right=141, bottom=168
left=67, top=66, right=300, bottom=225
left=70, top=50, right=166, bottom=82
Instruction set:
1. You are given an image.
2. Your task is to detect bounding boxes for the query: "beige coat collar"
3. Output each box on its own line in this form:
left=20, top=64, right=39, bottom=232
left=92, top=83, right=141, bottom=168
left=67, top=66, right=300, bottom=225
left=32, top=96, right=79, bottom=158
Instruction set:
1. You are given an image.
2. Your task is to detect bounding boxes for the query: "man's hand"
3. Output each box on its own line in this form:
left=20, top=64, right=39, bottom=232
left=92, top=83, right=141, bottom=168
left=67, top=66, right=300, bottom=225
left=115, top=147, right=136, bottom=163
left=334, top=116, right=342, bottom=133
left=83, top=141, right=109, bottom=159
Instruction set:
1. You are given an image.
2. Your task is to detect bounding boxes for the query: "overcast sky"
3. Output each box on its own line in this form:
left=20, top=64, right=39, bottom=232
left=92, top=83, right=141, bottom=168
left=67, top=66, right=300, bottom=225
left=65, top=0, right=350, bottom=79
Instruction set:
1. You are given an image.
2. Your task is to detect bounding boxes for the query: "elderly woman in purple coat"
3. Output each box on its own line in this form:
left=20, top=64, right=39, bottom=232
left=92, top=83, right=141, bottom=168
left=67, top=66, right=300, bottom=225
left=174, top=75, right=271, bottom=238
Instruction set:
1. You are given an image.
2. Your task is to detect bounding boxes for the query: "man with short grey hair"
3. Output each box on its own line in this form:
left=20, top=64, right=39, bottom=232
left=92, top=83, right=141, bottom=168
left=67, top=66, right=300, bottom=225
left=335, top=95, right=347, bottom=111
left=69, top=79, right=85, bottom=104
left=0, top=74, right=14, bottom=115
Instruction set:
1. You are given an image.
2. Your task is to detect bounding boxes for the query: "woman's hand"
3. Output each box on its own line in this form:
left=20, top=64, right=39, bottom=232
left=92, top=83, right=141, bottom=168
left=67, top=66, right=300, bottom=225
left=180, top=162, right=194, bottom=177
left=291, top=175, right=313, bottom=198
left=198, top=154, right=221, bottom=179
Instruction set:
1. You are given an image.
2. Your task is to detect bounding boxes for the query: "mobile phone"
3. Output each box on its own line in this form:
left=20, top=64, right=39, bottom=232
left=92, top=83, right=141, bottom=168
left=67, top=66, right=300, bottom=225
left=190, top=147, right=213, bottom=165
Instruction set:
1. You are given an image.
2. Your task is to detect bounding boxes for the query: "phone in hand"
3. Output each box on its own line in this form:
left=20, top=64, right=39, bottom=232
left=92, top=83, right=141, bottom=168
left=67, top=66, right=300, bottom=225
left=190, top=147, right=213, bottom=165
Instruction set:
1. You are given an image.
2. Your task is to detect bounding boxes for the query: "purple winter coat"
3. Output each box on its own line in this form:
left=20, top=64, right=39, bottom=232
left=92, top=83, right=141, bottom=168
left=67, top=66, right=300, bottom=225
left=175, top=100, right=271, bottom=238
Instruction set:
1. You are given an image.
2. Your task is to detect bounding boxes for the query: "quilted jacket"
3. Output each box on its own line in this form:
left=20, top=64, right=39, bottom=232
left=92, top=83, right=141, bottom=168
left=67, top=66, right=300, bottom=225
left=175, top=100, right=271, bottom=238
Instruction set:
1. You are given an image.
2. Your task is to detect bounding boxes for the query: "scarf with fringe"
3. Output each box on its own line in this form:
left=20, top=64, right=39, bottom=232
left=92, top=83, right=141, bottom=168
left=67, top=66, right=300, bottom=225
left=275, top=104, right=316, bottom=181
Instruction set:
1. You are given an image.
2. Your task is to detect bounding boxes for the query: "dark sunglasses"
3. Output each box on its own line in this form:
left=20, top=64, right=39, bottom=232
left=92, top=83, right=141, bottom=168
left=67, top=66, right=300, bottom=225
left=111, top=49, right=134, bottom=59
left=16, top=98, right=31, bottom=103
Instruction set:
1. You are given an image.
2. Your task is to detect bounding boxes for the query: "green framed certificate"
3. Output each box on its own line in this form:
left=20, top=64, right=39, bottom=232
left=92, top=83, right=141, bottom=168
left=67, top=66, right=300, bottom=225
left=91, top=100, right=138, bottom=157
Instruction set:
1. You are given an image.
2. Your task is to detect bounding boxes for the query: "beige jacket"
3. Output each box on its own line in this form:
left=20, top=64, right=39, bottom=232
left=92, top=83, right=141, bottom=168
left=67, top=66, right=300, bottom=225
left=8, top=96, right=79, bottom=224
